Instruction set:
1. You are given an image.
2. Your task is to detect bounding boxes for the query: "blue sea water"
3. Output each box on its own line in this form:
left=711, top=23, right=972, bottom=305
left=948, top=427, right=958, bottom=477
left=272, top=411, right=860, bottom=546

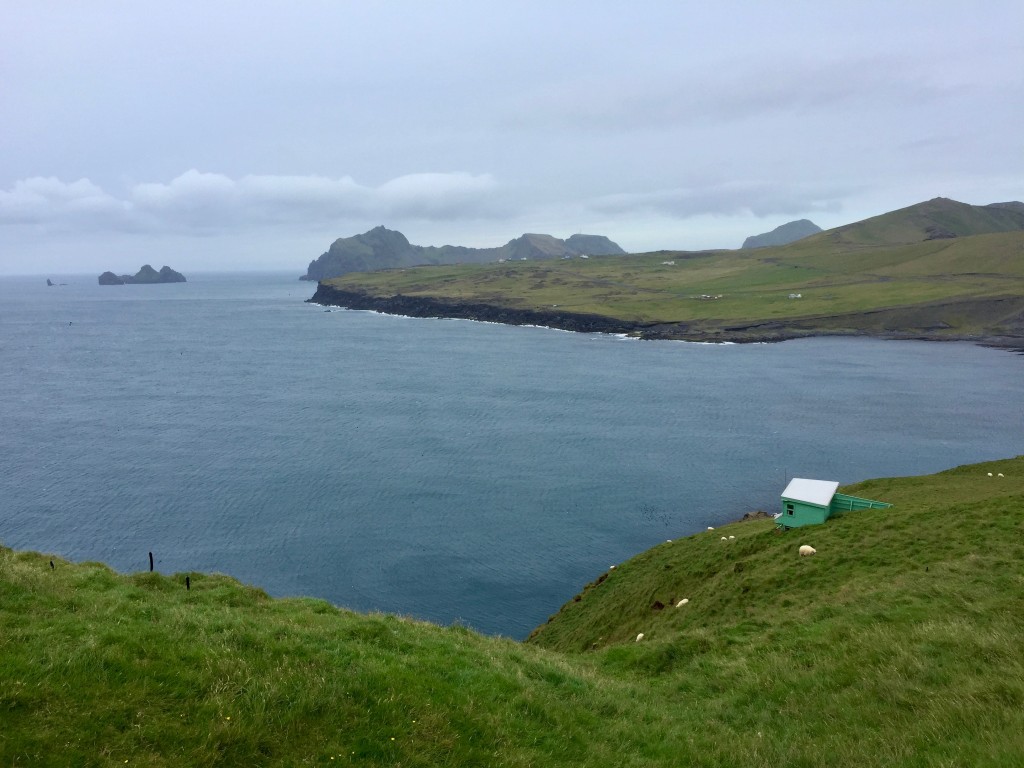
left=1, top=272, right=1022, bottom=638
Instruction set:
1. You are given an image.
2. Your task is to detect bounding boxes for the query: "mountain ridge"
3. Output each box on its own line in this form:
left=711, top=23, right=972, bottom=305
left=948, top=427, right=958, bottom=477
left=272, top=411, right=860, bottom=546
left=300, top=227, right=624, bottom=280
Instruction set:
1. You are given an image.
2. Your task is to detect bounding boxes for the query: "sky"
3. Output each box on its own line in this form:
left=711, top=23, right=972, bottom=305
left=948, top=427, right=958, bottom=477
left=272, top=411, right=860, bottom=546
left=2, top=1, right=1022, bottom=275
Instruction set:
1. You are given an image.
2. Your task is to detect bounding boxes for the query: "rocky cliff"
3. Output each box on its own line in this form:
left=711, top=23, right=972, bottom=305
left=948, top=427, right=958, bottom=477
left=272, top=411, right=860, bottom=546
left=98, top=265, right=187, bottom=285
left=300, top=227, right=625, bottom=280
left=742, top=219, right=822, bottom=249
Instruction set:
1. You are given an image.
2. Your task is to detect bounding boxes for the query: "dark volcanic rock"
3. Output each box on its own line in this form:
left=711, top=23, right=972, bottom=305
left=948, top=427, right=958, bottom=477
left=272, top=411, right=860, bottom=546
left=157, top=266, right=187, bottom=283
left=130, top=264, right=163, bottom=283
left=742, top=219, right=822, bottom=249
left=98, top=271, right=125, bottom=285
left=99, top=265, right=187, bottom=285
left=309, top=284, right=640, bottom=335
left=924, top=225, right=957, bottom=240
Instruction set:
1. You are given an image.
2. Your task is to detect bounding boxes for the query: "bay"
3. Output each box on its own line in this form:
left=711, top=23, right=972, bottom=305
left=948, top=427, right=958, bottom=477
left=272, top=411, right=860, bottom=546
left=1, top=272, right=1022, bottom=638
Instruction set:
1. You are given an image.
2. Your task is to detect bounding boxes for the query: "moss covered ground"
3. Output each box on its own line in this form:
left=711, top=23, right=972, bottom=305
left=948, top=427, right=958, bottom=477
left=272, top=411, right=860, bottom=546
left=3, top=456, right=1024, bottom=766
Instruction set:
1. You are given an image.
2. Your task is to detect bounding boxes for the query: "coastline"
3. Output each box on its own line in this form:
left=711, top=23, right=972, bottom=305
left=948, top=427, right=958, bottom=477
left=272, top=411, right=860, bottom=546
left=308, top=282, right=1024, bottom=350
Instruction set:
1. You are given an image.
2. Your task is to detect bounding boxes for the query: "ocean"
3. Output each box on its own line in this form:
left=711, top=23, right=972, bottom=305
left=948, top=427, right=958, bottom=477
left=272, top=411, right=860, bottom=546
left=1, top=272, right=1022, bottom=638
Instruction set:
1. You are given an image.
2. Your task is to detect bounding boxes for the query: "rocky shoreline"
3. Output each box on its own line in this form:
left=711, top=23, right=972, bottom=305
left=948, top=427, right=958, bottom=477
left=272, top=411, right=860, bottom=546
left=308, top=283, right=1024, bottom=350
left=309, top=283, right=639, bottom=335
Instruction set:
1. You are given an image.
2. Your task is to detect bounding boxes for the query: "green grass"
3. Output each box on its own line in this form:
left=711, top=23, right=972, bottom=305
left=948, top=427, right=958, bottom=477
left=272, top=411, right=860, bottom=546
left=4, top=456, right=1024, bottom=765
left=326, top=231, right=1024, bottom=340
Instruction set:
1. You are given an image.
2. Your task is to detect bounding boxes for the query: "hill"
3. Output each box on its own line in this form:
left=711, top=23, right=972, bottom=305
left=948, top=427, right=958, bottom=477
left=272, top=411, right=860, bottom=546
left=300, top=227, right=624, bottom=281
left=820, top=197, right=1024, bottom=246
left=312, top=198, right=1024, bottom=346
left=742, top=218, right=821, bottom=248
left=3, top=456, right=1024, bottom=765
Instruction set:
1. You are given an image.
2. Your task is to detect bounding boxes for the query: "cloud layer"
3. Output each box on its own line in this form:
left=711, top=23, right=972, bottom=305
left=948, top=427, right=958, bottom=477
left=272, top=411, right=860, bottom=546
left=0, top=170, right=504, bottom=235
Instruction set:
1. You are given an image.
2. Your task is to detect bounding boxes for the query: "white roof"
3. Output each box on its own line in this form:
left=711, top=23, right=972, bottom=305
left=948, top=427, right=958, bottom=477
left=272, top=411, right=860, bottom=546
left=781, top=478, right=839, bottom=507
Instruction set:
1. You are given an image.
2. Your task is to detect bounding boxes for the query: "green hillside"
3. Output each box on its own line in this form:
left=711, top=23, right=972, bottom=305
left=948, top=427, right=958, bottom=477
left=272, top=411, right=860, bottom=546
left=821, top=197, right=1024, bottom=246
left=3, top=456, right=1024, bottom=766
left=319, top=199, right=1024, bottom=343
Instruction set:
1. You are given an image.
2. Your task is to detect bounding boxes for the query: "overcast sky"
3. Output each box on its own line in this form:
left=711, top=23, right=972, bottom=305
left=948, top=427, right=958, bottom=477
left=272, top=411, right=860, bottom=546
left=2, top=1, right=1022, bottom=275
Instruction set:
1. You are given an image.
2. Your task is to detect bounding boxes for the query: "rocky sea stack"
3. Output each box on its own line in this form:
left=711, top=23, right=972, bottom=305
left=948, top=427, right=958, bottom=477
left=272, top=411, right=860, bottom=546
left=98, top=265, right=187, bottom=285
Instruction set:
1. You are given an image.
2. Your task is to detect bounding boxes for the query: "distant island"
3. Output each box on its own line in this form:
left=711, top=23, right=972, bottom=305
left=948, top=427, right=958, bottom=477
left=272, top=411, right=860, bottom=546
left=300, top=226, right=625, bottom=281
left=742, top=219, right=822, bottom=248
left=98, top=265, right=186, bottom=285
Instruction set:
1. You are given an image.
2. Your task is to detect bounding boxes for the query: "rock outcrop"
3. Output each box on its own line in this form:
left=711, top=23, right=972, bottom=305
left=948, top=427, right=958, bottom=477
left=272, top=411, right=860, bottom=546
left=98, top=265, right=187, bottom=285
left=742, top=220, right=822, bottom=249
left=300, top=227, right=625, bottom=281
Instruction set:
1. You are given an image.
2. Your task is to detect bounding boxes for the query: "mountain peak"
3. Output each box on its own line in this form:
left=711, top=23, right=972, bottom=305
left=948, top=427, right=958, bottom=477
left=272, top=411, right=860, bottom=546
left=302, top=228, right=625, bottom=281
left=742, top=219, right=822, bottom=249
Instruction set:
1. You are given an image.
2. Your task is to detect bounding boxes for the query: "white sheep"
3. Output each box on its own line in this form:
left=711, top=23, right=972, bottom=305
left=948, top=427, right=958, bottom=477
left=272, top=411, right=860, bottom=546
left=635, top=632, right=644, bottom=642
left=799, top=544, right=817, bottom=557
left=721, top=536, right=727, bottom=541
left=675, top=598, right=689, bottom=608
left=729, top=535, right=736, bottom=540
left=707, top=526, right=714, bottom=531
left=998, top=473, right=1005, bottom=477
left=988, top=472, right=993, bottom=477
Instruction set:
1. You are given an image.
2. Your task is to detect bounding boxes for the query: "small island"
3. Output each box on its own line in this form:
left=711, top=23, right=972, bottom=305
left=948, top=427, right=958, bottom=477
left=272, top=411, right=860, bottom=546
left=98, top=265, right=186, bottom=285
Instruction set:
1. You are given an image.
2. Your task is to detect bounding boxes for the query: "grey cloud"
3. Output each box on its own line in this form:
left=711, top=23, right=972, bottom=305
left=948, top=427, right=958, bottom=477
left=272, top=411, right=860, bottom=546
left=588, top=181, right=851, bottom=219
left=0, top=177, right=131, bottom=228
left=0, top=170, right=505, bottom=235
left=502, top=55, right=961, bottom=134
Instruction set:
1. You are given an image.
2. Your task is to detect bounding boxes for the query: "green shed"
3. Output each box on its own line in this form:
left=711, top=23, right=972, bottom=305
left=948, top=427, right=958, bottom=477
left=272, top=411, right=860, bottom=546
left=779, top=478, right=891, bottom=529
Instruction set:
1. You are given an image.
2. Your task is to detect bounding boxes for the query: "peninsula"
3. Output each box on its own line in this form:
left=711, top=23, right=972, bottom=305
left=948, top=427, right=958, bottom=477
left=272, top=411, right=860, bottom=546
left=99, top=265, right=187, bottom=285
left=310, top=197, right=1024, bottom=347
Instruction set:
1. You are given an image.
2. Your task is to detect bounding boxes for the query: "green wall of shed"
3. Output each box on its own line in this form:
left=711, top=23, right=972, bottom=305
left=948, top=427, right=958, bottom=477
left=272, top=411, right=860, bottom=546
left=780, top=498, right=829, bottom=528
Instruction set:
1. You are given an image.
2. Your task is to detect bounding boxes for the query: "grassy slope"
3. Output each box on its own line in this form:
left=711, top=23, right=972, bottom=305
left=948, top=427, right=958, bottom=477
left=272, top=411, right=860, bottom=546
left=3, top=456, right=1024, bottom=766
left=325, top=229, right=1024, bottom=340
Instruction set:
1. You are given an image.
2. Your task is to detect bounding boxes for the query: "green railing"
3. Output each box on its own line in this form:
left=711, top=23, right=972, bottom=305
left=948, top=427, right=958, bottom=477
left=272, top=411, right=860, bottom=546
left=830, top=493, right=892, bottom=513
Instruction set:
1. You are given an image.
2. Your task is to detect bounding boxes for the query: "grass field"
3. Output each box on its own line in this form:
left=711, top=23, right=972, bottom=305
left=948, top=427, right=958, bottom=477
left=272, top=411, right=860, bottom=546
left=324, top=229, right=1024, bottom=342
left=4, top=456, right=1024, bottom=766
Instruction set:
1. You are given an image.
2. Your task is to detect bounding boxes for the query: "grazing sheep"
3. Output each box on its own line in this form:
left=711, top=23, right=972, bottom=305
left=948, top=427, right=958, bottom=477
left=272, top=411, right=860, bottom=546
left=729, top=535, right=736, bottom=539
left=635, top=633, right=645, bottom=642
left=998, top=473, right=1005, bottom=477
left=799, top=544, right=817, bottom=557
left=609, top=565, right=616, bottom=570
left=988, top=472, right=993, bottom=477
left=721, top=536, right=727, bottom=541
left=707, top=526, right=714, bottom=531
left=675, top=598, right=689, bottom=608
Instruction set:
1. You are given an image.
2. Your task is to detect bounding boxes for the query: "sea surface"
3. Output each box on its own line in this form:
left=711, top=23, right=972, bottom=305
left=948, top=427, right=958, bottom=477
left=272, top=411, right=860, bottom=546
left=2, top=272, right=1022, bottom=638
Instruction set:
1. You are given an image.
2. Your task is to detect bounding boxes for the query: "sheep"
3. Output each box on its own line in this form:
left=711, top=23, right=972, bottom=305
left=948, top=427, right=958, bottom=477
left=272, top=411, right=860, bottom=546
left=728, top=535, right=736, bottom=540
left=675, top=598, right=689, bottom=608
left=721, top=536, right=728, bottom=541
left=635, top=633, right=645, bottom=642
left=707, top=526, right=715, bottom=531
left=799, top=544, right=817, bottom=557
left=998, top=473, right=1005, bottom=477
left=609, top=565, right=616, bottom=570
left=988, top=472, right=993, bottom=477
